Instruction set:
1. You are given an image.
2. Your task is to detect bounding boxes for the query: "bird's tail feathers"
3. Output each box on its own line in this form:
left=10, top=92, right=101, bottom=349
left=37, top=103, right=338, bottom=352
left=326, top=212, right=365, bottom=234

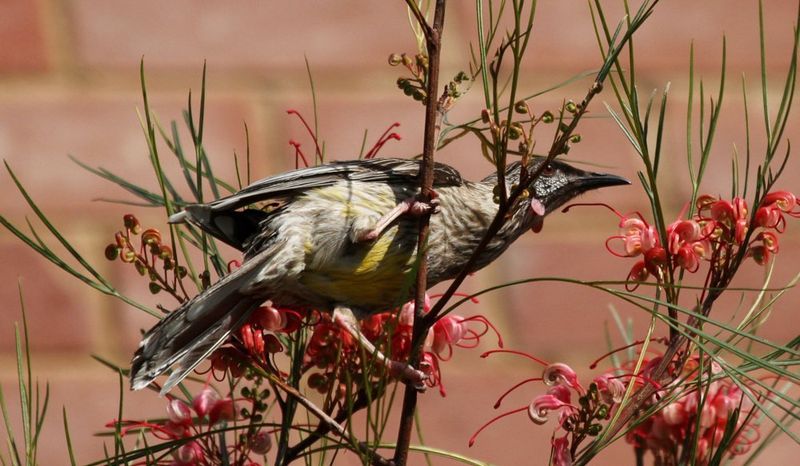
left=130, top=266, right=263, bottom=395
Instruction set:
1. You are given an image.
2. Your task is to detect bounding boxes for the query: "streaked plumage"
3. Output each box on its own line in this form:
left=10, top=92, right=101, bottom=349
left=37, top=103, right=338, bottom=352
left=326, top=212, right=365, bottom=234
left=131, top=157, right=628, bottom=392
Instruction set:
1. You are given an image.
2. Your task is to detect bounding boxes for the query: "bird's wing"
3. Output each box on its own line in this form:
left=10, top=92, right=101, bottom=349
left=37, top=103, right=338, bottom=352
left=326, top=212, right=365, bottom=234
left=168, top=158, right=464, bottom=250
left=192, top=158, right=464, bottom=213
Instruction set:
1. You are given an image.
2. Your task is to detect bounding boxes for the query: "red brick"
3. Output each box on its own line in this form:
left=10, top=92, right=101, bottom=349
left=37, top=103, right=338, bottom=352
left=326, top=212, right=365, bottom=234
left=0, top=242, right=92, bottom=351
left=68, top=1, right=417, bottom=72
left=269, top=87, right=643, bottom=211
left=0, top=0, right=48, bottom=73
left=0, top=370, right=167, bottom=465
left=665, top=92, right=800, bottom=202
left=451, top=1, right=798, bottom=77
left=0, top=92, right=264, bottom=217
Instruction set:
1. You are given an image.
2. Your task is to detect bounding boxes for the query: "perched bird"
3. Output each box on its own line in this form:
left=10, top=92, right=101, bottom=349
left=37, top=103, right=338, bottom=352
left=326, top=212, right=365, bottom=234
left=131, top=156, right=628, bottom=393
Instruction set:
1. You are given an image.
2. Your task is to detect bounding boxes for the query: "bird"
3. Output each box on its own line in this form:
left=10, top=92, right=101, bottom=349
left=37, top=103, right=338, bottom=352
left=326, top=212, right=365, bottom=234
left=130, top=156, right=628, bottom=393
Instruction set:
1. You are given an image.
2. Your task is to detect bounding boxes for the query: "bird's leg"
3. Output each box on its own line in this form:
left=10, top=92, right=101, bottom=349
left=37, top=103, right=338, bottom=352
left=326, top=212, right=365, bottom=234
left=332, top=306, right=429, bottom=391
left=356, top=190, right=440, bottom=242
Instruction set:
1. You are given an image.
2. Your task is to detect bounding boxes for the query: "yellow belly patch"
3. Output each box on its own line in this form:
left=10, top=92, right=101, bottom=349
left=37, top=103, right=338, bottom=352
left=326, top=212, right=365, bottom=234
left=301, top=231, right=413, bottom=309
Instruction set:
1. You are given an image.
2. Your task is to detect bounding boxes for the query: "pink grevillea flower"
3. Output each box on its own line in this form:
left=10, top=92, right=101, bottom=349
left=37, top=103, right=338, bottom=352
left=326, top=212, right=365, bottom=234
left=248, top=430, right=273, bottom=455
left=704, top=196, right=749, bottom=244
left=569, top=189, right=799, bottom=287
left=166, top=398, right=193, bottom=426
left=192, top=386, right=220, bottom=419
left=666, top=218, right=712, bottom=272
left=235, top=304, right=305, bottom=366
left=748, top=231, right=780, bottom=265
left=471, top=351, right=587, bottom=446
left=698, top=191, right=798, bottom=265
left=617, top=216, right=661, bottom=257
left=543, top=363, right=584, bottom=392
left=628, top=373, right=760, bottom=464
left=755, top=191, right=800, bottom=230
left=172, top=441, right=205, bottom=465
left=528, top=385, right=577, bottom=425
left=302, top=293, right=501, bottom=398
left=109, top=386, right=251, bottom=465
left=593, top=374, right=626, bottom=404
left=551, top=435, right=573, bottom=466
left=429, top=313, right=504, bottom=360
left=605, top=210, right=668, bottom=286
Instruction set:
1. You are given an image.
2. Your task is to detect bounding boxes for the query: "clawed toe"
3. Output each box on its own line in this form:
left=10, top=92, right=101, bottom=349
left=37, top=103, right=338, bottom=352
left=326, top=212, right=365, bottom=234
left=389, top=360, right=431, bottom=392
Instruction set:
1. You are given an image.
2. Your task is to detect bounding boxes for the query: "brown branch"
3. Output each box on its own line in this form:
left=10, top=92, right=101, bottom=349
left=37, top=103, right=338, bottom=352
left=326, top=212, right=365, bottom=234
left=404, top=0, right=434, bottom=42
left=393, top=1, right=447, bottom=465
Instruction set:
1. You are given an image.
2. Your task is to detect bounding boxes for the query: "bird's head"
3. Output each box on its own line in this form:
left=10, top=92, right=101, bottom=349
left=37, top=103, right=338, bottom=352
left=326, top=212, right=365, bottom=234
left=489, top=156, right=630, bottom=232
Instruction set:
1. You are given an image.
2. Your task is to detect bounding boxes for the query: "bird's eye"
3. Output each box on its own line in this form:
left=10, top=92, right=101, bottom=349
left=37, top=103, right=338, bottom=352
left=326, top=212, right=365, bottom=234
left=541, top=165, right=555, bottom=177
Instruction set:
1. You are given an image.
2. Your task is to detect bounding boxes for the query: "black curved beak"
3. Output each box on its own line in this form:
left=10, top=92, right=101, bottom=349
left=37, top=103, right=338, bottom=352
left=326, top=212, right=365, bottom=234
left=576, top=171, right=631, bottom=190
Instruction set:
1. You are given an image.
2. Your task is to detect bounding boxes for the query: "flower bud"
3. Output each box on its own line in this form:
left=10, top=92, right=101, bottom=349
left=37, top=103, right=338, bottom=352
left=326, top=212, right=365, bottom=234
left=541, top=111, right=554, bottom=123
left=193, top=387, right=220, bottom=418
left=141, top=228, right=162, bottom=245
left=253, top=304, right=286, bottom=331
left=661, top=402, right=685, bottom=426
left=123, top=214, right=141, bottom=234
left=209, top=397, right=235, bottom=425
left=173, top=441, right=204, bottom=464
left=120, top=248, right=136, bottom=263
left=543, top=363, right=580, bottom=389
left=166, top=399, right=192, bottom=425
left=388, top=53, right=402, bottom=66
left=249, top=430, right=273, bottom=454
left=158, top=245, right=173, bottom=260
left=508, top=123, right=524, bottom=140
left=114, top=231, right=127, bottom=249
left=104, top=244, right=120, bottom=260
left=565, top=100, right=578, bottom=113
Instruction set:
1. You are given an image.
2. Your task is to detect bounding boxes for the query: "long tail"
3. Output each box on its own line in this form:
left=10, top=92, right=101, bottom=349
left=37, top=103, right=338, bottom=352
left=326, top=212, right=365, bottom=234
left=130, top=265, right=264, bottom=395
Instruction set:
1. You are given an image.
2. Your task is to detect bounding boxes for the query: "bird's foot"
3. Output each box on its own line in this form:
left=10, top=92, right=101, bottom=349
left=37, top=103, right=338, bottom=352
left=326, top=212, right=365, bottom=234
left=357, top=191, right=440, bottom=242
left=388, top=359, right=431, bottom=392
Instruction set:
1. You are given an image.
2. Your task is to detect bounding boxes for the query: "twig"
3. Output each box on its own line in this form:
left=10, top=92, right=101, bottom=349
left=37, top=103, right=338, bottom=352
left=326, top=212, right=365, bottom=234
left=283, top=383, right=385, bottom=464
left=393, top=1, right=447, bottom=465
left=233, top=341, right=392, bottom=466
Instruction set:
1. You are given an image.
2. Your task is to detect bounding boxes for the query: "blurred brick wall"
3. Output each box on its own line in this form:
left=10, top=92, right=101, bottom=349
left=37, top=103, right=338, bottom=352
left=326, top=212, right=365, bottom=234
left=0, top=1, right=798, bottom=464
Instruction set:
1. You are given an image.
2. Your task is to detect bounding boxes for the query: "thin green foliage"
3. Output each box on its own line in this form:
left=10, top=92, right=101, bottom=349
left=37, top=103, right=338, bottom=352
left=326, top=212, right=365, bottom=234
left=0, top=287, right=51, bottom=466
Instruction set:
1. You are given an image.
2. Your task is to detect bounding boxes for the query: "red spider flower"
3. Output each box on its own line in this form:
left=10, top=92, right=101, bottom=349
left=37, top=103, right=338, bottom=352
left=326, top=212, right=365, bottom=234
left=108, top=387, right=241, bottom=466
left=755, top=191, right=800, bottom=230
